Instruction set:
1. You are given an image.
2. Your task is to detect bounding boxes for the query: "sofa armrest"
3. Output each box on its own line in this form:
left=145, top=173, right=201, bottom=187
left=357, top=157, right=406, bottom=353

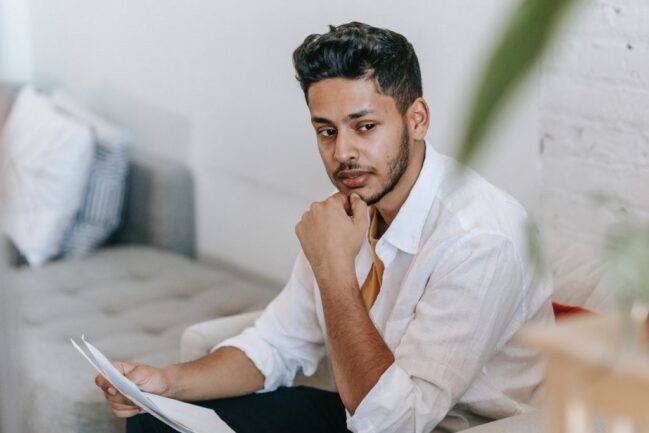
left=460, top=411, right=543, bottom=433
left=179, top=310, right=337, bottom=392
left=180, top=311, right=263, bottom=362
left=112, top=151, right=196, bottom=258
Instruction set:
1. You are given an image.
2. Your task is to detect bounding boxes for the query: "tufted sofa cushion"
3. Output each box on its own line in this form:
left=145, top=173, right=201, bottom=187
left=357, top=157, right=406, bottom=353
left=8, top=245, right=280, bottom=433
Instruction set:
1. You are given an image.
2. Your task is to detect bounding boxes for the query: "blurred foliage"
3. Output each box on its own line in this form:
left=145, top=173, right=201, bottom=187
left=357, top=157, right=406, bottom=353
left=458, top=0, right=579, bottom=164
left=457, top=0, right=649, bottom=304
left=608, top=227, right=649, bottom=304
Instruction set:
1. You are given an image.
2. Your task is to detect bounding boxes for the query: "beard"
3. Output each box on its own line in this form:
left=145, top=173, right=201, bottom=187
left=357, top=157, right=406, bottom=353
left=332, top=123, right=411, bottom=206
left=365, top=126, right=410, bottom=206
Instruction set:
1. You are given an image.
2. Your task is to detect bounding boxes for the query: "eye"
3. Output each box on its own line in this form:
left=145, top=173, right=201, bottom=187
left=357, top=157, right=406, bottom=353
left=318, top=128, right=337, bottom=137
left=359, top=123, right=376, bottom=132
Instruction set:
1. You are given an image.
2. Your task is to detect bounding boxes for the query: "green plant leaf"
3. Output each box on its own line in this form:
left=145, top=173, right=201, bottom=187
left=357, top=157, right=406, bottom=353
left=458, top=0, right=579, bottom=164
left=608, top=228, right=649, bottom=304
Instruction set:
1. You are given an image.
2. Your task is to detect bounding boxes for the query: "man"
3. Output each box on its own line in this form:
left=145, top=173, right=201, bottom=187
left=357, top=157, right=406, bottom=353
left=98, top=22, right=553, bottom=433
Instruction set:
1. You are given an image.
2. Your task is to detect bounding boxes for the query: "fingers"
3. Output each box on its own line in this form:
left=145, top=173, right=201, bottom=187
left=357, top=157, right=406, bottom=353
left=115, top=361, right=150, bottom=389
left=350, top=193, right=368, bottom=223
left=101, top=384, right=142, bottom=418
left=343, top=199, right=352, bottom=216
left=330, top=192, right=348, bottom=204
left=96, top=361, right=146, bottom=418
left=95, top=361, right=135, bottom=394
left=110, top=404, right=143, bottom=418
left=114, top=409, right=141, bottom=418
left=102, top=386, right=133, bottom=404
left=124, top=365, right=149, bottom=387
left=95, top=373, right=114, bottom=394
left=300, top=193, right=364, bottom=225
left=114, top=361, right=138, bottom=378
left=98, top=377, right=135, bottom=407
left=104, top=392, right=135, bottom=408
left=327, top=192, right=355, bottom=216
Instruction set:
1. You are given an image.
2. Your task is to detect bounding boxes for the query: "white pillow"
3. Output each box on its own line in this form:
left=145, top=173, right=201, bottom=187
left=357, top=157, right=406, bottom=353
left=2, top=86, right=94, bottom=267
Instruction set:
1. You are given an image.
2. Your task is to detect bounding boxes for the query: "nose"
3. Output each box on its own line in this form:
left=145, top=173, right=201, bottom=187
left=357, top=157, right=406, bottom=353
left=333, top=130, right=359, bottom=164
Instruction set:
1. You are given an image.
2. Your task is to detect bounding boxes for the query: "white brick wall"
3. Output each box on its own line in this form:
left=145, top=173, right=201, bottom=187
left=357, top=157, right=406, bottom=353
left=540, top=0, right=649, bottom=237
left=539, top=0, right=649, bottom=307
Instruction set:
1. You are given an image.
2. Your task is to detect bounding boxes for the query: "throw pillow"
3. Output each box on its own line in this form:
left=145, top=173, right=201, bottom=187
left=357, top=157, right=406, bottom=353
left=2, top=86, right=94, bottom=266
left=50, top=90, right=130, bottom=257
left=552, top=302, right=593, bottom=320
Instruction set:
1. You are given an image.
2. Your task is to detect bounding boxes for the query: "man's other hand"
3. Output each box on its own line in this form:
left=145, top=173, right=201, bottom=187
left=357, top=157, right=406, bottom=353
left=296, top=192, right=369, bottom=281
left=95, top=362, right=170, bottom=418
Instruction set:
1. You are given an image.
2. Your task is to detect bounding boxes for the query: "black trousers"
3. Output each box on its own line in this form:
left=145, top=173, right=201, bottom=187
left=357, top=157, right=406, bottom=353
left=126, top=386, right=352, bottom=433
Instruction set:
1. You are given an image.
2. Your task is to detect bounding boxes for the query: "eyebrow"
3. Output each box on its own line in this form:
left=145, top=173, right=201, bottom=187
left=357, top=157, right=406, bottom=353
left=346, top=109, right=375, bottom=121
left=311, top=109, right=377, bottom=125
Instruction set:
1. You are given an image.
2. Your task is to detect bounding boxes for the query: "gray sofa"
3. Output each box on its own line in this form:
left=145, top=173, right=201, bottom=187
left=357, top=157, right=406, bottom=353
left=1, top=84, right=281, bottom=433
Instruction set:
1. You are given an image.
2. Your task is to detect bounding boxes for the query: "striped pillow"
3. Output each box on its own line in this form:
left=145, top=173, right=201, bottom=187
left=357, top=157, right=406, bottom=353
left=60, top=141, right=128, bottom=257
left=51, top=90, right=131, bottom=258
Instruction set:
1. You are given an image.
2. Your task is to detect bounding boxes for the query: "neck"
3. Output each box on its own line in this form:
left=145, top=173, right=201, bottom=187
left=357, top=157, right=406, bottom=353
left=375, top=139, right=426, bottom=228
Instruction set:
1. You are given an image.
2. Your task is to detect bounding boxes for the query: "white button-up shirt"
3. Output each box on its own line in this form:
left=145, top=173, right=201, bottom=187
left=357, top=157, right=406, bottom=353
left=216, top=141, right=554, bottom=433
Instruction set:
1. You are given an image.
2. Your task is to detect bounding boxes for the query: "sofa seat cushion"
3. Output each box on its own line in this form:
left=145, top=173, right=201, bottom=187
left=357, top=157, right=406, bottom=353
left=8, top=245, right=280, bottom=433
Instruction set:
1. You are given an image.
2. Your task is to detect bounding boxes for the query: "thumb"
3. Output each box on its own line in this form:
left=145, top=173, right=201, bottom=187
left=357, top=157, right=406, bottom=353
left=350, top=193, right=368, bottom=225
left=120, top=363, right=150, bottom=387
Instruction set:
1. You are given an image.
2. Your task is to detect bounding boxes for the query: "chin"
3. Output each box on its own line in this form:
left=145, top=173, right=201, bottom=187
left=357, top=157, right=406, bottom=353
left=349, top=190, right=372, bottom=204
left=355, top=192, right=370, bottom=202
left=334, top=181, right=373, bottom=204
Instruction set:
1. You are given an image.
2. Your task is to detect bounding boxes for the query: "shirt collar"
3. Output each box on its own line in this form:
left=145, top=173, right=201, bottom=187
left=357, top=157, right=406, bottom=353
left=380, top=140, right=444, bottom=255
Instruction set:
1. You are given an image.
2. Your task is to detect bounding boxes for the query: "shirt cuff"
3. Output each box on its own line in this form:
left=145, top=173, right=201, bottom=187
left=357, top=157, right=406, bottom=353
left=346, top=362, right=413, bottom=433
left=212, top=328, right=288, bottom=393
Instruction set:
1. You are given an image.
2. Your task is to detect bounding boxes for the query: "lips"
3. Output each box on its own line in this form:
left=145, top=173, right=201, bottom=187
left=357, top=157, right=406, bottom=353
left=337, top=170, right=370, bottom=188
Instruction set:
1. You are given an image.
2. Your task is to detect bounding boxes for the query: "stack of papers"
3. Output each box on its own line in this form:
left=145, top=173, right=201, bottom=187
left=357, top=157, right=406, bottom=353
left=71, top=335, right=235, bottom=433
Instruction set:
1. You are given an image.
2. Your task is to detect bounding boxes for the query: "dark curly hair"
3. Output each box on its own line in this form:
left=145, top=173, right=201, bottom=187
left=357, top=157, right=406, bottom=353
left=293, top=22, right=423, bottom=115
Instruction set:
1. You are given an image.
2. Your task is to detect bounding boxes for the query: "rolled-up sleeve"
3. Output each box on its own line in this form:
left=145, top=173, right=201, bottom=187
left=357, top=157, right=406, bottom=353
left=347, top=233, right=529, bottom=433
left=213, top=251, right=326, bottom=393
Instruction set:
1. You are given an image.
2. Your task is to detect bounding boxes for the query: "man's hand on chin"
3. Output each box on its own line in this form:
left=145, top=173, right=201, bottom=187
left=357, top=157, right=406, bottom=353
left=295, top=192, right=369, bottom=284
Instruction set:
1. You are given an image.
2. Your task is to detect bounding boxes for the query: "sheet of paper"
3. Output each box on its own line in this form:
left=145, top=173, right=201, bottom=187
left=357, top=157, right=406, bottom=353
left=145, top=392, right=237, bottom=433
left=73, top=336, right=159, bottom=411
left=71, top=336, right=235, bottom=433
left=71, top=336, right=162, bottom=420
left=71, top=337, right=189, bottom=431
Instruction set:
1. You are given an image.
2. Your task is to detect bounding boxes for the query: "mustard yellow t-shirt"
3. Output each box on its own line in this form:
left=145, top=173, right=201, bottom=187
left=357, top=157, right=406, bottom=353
left=360, top=207, right=385, bottom=310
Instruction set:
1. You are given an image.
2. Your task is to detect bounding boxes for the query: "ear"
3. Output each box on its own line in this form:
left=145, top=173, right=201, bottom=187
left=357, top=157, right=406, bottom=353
left=406, top=97, right=430, bottom=141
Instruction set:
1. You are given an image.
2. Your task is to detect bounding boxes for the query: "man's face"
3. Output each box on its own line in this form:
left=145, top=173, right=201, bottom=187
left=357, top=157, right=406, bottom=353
left=308, top=78, right=411, bottom=206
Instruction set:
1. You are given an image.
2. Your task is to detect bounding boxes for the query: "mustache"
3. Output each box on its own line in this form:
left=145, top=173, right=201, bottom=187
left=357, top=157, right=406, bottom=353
left=334, top=162, right=374, bottom=177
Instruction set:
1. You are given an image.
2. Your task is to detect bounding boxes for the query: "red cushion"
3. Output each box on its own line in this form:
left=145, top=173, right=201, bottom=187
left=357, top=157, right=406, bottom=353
left=552, top=302, right=592, bottom=319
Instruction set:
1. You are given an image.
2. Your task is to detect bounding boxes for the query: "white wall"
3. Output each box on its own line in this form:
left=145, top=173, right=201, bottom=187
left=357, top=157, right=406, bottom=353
left=535, top=0, right=648, bottom=311
left=0, top=3, right=30, bottom=428
left=0, top=0, right=32, bottom=81
left=540, top=0, right=649, bottom=255
left=24, top=0, right=541, bottom=283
